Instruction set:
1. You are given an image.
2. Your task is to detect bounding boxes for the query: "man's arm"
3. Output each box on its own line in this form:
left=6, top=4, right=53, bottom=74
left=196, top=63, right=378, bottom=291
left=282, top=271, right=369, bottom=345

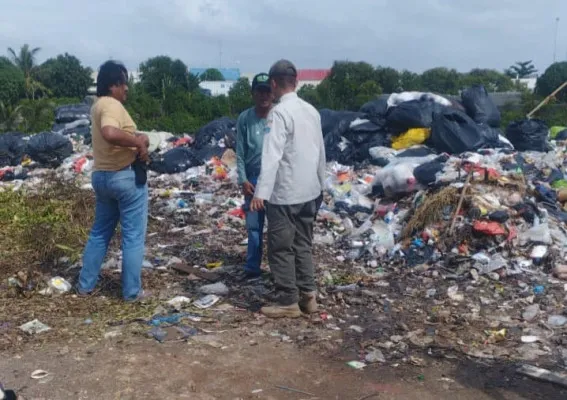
left=254, top=111, right=287, bottom=201
left=99, top=105, right=148, bottom=159
left=235, top=114, right=248, bottom=185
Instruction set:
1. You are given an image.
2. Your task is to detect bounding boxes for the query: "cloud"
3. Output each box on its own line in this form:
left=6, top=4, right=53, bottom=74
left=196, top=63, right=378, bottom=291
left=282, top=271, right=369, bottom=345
left=0, top=0, right=565, bottom=75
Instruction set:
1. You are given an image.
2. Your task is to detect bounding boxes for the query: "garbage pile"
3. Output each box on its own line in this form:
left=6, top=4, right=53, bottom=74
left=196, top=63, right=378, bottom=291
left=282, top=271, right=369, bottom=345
left=322, top=85, right=551, bottom=166
left=51, top=103, right=92, bottom=143
left=0, top=105, right=238, bottom=182
left=149, top=117, right=236, bottom=174
left=2, top=90, right=567, bottom=367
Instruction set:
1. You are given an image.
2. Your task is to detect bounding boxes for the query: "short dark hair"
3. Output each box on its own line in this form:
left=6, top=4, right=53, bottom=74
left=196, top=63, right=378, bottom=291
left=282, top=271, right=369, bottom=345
left=272, top=75, right=297, bottom=89
left=96, top=60, right=128, bottom=97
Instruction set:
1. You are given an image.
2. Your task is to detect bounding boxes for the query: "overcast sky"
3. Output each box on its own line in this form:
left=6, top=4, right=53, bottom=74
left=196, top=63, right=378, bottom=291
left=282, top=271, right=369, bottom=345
left=0, top=0, right=566, bottom=75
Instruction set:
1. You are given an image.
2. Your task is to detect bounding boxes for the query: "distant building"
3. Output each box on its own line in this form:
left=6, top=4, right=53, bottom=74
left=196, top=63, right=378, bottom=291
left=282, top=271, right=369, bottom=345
left=190, top=68, right=240, bottom=81
left=199, top=80, right=236, bottom=97
left=513, top=77, right=537, bottom=92
left=296, top=69, right=330, bottom=90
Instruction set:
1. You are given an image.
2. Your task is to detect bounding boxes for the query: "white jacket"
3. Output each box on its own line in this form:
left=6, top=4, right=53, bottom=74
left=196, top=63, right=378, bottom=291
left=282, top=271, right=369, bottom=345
left=255, top=92, right=326, bottom=205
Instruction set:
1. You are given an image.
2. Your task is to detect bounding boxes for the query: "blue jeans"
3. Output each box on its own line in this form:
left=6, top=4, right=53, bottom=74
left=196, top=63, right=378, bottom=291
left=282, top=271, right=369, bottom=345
left=243, top=177, right=265, bottom=275
left=79, top=167, right=148, bottom=300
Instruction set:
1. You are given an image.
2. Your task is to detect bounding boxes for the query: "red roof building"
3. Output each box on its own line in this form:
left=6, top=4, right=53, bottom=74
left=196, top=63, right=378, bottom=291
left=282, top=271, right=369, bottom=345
left=296, top=69, right=331, bottom=81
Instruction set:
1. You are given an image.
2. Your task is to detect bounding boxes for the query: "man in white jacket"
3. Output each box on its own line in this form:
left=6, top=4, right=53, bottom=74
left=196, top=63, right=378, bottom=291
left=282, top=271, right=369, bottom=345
left=250, top=59, right=326, bottom=318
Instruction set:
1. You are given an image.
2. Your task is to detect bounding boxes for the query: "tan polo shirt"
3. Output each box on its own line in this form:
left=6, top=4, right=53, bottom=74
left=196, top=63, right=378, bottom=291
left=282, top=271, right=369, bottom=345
left=91, top=96, right=137, bottom=171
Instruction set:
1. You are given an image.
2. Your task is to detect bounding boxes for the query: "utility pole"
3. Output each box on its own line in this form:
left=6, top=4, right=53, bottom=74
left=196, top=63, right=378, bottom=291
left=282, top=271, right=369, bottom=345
left=553, top=17, right=560, bottom=63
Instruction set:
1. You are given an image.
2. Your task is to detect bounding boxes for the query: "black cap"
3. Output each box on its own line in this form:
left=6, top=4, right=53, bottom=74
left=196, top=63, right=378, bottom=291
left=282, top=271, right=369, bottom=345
left=268, top=59, right=297, bottom=78
left=251, top=73, right=270, bottom=91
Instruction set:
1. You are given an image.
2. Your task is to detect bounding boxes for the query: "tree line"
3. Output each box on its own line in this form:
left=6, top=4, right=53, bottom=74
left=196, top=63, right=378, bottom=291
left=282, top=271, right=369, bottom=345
left=1, top=44, right=567, bottom=135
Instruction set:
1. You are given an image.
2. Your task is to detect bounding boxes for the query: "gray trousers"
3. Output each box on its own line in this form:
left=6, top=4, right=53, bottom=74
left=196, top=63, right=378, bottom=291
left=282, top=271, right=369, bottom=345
left=266, top=195, right=322, bottom=305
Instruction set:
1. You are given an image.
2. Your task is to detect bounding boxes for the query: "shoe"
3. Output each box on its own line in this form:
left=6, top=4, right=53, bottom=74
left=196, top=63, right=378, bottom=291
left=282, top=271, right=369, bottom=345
left=299, top=291, right=318, bottom=314
left=124, top=289, right=152, bottom=303
left=75, top=287, right=93, bottom=297
left=260, top=303, right=301, bottom=318
left=238, top=269, right=262, bottom=281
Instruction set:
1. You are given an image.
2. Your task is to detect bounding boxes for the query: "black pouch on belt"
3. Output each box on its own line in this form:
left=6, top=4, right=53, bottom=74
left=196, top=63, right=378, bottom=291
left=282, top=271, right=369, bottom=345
left=132, top=157, right=148, bottom=185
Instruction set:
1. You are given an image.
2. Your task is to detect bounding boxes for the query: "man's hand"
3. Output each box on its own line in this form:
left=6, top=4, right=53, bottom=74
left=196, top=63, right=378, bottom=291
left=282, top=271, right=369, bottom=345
left=135, top=134, right=150, bottom=162
left=242, top=181, right=255, bottom=197
left=250, top=197, right=265, bottom=212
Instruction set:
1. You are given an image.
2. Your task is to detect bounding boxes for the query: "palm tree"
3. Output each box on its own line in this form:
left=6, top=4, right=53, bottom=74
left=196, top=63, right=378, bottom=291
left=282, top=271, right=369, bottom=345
left=7, top=44, right=48, bottom=100
left=0, top=101, right=24, bottom=131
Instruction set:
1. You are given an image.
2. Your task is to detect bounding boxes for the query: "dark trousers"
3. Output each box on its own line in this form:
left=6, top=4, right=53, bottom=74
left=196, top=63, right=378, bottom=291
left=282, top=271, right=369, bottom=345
left=266, top=195, right=322, bottom=305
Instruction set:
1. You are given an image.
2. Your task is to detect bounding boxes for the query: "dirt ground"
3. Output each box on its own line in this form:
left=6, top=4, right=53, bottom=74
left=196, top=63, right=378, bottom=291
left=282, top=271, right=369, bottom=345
left=1, top=330, right=566, bottom=400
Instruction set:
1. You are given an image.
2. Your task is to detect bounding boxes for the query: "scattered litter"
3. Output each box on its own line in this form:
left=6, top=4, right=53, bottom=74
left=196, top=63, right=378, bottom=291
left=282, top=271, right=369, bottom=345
left=19, top=320, right=50, bottom=335
left=199, top=282, right=229, bottom=296
left=522, top=304, right=540, bottom=322
left=547, top=315, right=567, bottom=327
left=521, top=336, right=541, bottom=344
left=47, top=276, right=72, bottom=293
left=167, top=296, right=192, bottom=310
left=347, top=361, right=367, bottom=369
left=194, top=295, right=221, bottom=309
left=30, top=370, right=49, bottom=380
left=365, top=349, right=386, bottom=364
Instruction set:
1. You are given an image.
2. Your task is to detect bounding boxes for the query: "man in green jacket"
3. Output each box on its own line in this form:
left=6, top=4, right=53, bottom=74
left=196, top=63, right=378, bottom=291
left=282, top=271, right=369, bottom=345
left=236, top=73, right=273, bottom=278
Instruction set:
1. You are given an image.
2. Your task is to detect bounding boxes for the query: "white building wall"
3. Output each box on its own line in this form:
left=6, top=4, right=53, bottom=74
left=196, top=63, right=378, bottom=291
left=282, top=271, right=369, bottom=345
left=514, top=78, right=537, bottom=91
left=199, top=81, right=236, bottom=96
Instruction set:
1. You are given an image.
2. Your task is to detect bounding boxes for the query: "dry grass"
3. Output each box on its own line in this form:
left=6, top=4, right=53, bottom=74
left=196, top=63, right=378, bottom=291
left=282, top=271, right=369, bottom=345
left=0, top=178, right=177, bottom=351
left=0, top=175, right=95, bottom=276
left=402, top=186, right=460, bottom=239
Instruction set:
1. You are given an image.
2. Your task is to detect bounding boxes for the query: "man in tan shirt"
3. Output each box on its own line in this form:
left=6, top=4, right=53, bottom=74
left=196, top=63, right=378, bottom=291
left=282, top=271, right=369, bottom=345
left=78, top=60, right=151, bottom=301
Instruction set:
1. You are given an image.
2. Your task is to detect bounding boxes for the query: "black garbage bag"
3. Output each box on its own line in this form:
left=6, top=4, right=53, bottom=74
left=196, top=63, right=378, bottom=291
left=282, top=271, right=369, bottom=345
left=194, top=117, right=236, bottom=149
left=51, top=123, right=66, bottom=133
left=149, top=147, right=203, bottom=174
left=62, top=125, right=91, bottom=137
left=343, top=120, right=385, bottom=145
left=430, top=109, right=485, bottom=154
left=337, top=143, right=357, bottom=166
left=319, top=109, right=365, bottom=137
left=461, top=85, right=501, bottom=128
left=353, top=132, right=389, bottom=163
left=556, top=129, right=567, bottom=141
left=359, top=98, right=388, bottom=119
left=323, top=130, right=360, bottom=166
left=413, top=159, right=446, bottom=186
left=505, top=119, right=550, bottom=152
left=477, top=123, right=501, bottom=148
left=385, top=100, right=445, bottom=134
left=324, top=131, right=345, bottom=162
left=26, top=132, right=73, bottom=167
left=55, top=104, right=91, bottom=123
left=224, top=129, right=237, bottom=149
left=0, top=132, right=26, bottom=167
left=396, top=146, right=436, bottom=158
left=195, top=146, right=227, bottom=162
